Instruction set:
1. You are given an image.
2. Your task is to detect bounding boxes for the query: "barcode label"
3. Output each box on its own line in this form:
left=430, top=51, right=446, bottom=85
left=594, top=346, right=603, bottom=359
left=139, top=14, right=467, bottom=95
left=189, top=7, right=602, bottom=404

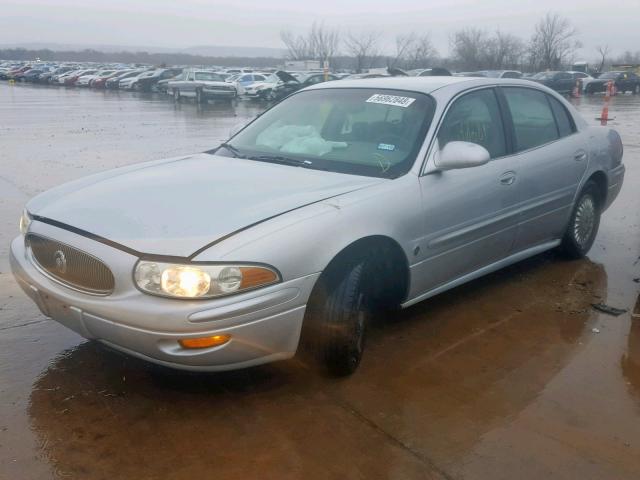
left=366, top=94, right=416, bottom=108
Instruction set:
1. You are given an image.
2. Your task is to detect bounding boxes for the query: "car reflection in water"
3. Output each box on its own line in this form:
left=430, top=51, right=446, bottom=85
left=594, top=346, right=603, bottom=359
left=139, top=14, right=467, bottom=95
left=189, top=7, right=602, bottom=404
left=27, top=253, right=607, bottom=479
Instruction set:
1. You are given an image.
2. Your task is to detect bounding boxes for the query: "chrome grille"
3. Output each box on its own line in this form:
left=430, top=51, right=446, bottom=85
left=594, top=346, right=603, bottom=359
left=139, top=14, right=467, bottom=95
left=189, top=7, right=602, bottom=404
left=27, top=234, right=115, bottom=295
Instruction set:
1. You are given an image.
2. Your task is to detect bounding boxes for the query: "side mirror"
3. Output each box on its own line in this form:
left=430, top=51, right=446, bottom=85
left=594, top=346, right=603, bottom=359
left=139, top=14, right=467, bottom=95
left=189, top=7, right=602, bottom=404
left=435, top=141, right=490, bottom=170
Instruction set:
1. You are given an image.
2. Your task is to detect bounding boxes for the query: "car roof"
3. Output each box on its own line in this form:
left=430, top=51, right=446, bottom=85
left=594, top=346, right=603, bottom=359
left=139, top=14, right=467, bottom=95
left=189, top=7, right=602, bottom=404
left=305, top=76, right=572, bottom=96
left=305, top=76, right=491, bottom=94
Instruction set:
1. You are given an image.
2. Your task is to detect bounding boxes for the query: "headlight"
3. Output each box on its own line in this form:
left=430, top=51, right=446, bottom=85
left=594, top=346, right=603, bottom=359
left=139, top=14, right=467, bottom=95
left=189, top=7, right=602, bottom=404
left=19, top=209, right=31, bottom=235
left=134, top=261, right=280, bottom=299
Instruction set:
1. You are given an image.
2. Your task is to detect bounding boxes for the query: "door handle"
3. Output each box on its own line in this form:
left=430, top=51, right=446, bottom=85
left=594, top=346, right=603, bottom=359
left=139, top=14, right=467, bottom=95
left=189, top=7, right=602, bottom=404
left=574, top=151, right=587, bottom=161
left=499, top=171, right=516, bottom=185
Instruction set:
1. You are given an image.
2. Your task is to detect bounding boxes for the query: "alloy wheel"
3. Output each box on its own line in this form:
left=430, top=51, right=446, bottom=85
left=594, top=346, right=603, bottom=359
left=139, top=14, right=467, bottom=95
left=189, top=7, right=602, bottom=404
left=573, top=194, right=596, bottom=248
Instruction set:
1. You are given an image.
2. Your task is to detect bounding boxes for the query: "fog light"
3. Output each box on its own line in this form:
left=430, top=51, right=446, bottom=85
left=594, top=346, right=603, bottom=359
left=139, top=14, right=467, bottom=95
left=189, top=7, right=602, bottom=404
left=178, top=334, right=231, bottom=349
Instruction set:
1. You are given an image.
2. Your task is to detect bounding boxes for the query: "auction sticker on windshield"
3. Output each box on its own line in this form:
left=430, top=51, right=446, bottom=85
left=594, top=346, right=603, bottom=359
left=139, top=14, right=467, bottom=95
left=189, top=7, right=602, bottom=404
left=366, top=94, right=416, bottom=108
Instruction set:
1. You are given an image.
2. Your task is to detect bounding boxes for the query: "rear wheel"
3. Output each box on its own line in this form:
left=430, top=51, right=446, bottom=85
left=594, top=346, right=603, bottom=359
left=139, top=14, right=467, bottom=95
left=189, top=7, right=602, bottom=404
left=634, top=84, right=640, bottom=95
left=173, top=88, right=181, bottom=102
left=560, top=181, right=601, bottom=258
left=196, top=88, right=204, bottom=104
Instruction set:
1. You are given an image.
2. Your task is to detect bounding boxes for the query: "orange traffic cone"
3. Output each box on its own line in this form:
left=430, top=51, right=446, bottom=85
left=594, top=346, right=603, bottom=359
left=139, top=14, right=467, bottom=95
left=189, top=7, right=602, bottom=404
left=572, top=78, right=582, bottom=98
left=600, top=104, right=609, bottom=125
left=598, top=81, right=612, bottom=125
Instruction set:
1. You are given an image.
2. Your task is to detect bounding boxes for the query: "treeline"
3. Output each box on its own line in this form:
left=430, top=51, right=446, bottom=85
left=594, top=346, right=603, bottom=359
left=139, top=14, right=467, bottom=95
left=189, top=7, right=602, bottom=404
left=0, top=48, right=282, bottom=68
left=283, top=12, right=635, bottom=73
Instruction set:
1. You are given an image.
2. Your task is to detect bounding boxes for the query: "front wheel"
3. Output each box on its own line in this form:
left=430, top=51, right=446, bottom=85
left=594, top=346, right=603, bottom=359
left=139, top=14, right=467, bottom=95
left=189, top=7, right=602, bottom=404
left=319, top=262, right=371, bottom=376
left=196, top=88, right=204, bottom=104
left=560, top=181, right=601, bottom=258
left=173, top=88, right=181, bottom=102
left=634, top=84, right=640, bottom=95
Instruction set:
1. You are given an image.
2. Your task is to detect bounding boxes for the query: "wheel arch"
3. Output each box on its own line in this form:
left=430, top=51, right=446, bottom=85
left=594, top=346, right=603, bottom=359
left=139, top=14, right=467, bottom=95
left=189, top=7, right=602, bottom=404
left=309, top=234, right=411, bottom=308
left=585, top=170, right=608, bottom=207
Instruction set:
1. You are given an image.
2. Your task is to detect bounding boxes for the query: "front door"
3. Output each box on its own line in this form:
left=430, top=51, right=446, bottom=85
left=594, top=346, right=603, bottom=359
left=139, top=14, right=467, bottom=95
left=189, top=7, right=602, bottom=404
left=411, top=87, right=521, bottom=297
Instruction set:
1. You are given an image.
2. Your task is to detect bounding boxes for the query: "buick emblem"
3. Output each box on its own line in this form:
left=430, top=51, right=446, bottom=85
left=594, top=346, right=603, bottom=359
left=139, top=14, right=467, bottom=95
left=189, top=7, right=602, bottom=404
left=53, top=250, right=67, bottom=274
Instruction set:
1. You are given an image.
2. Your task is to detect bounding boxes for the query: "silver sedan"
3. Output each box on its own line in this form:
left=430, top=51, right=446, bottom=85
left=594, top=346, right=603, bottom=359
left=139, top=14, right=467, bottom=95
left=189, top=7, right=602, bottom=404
left=10, top=77, right=625, bottom=375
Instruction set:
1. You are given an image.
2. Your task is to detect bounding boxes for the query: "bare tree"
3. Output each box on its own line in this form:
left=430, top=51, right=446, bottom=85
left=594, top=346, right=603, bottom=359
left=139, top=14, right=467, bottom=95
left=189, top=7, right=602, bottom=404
left=281, top=22, right=340, bottom=65
left=486, top=31, right=525, bottom=70
left=450, top=28, right=488, bottom=71
left=596, top=45, right=610, bottom=73
left=408, top=34, right=438, bottom=70
left=529, top=13, right=581, bottom=70
left=389, top=33, right=416, bottom=68
left=280, top=30, right=313, bottom=60
left=344, top=31, right=382, bottom=73
left=309, top=22, right=340, bottom=64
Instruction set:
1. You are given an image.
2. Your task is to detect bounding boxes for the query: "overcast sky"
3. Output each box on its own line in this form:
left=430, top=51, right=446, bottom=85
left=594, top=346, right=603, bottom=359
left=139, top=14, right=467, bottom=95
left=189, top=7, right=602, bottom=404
left=1, top=0, right=638, bottom=59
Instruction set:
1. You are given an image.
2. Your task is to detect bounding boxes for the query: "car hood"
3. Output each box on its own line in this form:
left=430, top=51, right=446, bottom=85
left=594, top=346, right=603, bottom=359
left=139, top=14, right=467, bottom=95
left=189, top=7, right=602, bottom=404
left=275, top=70, right=299, bottom=83
left=27, top=153, right=382, bottom=258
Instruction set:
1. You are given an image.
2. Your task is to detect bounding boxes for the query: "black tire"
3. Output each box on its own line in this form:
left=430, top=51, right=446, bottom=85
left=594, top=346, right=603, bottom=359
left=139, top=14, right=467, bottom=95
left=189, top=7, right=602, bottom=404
left=173, top=88, right=181, bottom=102
left=634, top=84, right=640, bottom=95
left=260, top=89, right=272, bottom=100
left=196, top=88, right=204, bottom=104
left=320, top=261, right=371, bottom=376
left=560, top=181, right=601, bottom=259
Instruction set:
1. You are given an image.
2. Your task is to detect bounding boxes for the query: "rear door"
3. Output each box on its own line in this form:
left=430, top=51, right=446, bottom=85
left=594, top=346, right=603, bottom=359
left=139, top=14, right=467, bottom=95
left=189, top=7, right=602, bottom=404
left=499, top=86, right=588, bottom=252
left=413, top=87, right=521, bottom=295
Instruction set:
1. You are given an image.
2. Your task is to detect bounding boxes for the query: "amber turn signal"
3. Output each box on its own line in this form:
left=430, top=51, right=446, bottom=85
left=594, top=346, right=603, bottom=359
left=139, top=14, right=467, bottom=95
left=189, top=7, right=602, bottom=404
left=178, top=334, right=231, bottom=349
left=239, top=267, right=278, bottom=289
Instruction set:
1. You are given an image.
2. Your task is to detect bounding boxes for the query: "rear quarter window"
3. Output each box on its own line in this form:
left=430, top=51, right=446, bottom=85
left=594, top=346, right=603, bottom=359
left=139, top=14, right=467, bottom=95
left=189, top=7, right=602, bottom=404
left=547, top=96, right=575, bottom=138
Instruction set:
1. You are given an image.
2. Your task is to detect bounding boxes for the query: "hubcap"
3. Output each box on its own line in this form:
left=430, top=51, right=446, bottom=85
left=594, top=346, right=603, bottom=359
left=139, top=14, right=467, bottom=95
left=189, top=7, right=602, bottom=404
left=574, top=195, right=596, bottom=247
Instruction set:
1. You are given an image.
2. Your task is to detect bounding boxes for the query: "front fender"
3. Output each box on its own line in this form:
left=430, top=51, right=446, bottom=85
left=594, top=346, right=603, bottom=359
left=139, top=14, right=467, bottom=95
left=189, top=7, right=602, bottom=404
left=192, top=174, right=424, bottom=287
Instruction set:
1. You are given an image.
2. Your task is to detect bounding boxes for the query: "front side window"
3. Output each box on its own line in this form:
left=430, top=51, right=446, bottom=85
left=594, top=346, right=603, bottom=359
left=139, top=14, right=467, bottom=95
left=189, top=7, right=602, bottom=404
left=437, top=88, right=506, bottom=159
left=502, top=87, right=559, bottom=152
left=223, top=88, right=435, bottom=178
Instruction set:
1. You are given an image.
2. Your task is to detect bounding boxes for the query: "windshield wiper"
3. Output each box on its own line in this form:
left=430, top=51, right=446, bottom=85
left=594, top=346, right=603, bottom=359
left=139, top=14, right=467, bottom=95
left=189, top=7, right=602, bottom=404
left=247, top=154, right=313, bottom=167
left=218, top=142, right=245, bottom=158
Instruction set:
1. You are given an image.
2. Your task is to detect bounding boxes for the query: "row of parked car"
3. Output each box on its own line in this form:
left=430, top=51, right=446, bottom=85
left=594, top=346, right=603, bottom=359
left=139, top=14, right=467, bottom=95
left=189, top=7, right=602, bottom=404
left=0, top=62, right=351, bottom=103
left=3, top=61, right=640, bottom=101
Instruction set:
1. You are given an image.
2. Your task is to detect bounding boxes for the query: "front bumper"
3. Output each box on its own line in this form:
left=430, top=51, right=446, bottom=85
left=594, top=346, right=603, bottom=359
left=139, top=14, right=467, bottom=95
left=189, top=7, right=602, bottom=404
left=9, top=222, right=318, bottom=371
left=202, top=87, right=236, bottom=98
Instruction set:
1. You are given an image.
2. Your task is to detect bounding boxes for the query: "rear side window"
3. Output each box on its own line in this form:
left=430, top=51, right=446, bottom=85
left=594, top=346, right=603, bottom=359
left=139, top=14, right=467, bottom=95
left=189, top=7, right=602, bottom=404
left=502, top=88, right=559, bottom=151
left=437, top=88, right=506, bottom=159
left=547, top=96, right=575, bottom=138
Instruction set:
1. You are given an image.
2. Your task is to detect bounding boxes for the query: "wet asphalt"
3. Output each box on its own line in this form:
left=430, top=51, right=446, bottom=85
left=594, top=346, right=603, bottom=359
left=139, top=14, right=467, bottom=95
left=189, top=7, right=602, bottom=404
left=0, top=84, right=639, bottom=480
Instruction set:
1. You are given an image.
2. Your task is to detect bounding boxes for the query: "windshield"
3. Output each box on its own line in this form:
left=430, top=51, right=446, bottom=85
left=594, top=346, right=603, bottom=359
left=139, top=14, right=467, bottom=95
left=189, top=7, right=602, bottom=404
left=599, top=72, right=620, bottom=79
left=221, top=88, right=435, bottom=178
left=195, top=72, right=223, bottom=81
